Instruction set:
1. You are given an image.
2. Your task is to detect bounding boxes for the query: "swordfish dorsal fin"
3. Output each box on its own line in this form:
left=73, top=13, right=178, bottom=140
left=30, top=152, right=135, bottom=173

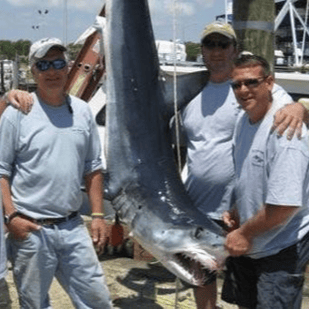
left=160, top=69, right=210, bottom=118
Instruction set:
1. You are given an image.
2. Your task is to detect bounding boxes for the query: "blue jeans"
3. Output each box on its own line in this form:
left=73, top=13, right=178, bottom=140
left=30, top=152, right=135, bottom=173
left=7, top=215, right=112, bottom=309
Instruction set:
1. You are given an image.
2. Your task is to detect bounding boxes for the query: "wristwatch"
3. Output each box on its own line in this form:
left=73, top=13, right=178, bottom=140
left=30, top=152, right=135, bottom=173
left=4, top=211, right=20, bottom=224
left=299, top=98, right=309, bottom=111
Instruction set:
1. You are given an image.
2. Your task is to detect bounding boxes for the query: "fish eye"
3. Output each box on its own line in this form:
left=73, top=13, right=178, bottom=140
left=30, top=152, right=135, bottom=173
left=194, top=227, right=204, bottom=239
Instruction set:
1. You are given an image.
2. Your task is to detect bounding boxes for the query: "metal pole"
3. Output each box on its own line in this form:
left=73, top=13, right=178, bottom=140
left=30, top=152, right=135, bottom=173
left=289, top=2, right=299, bottom=66
left=0, top=61, right=4, bottom=95
left=300, top=0, right=309, bottom=64
left=63, top=0, right=68, bottom=45
left=12, top=56, right=19, bottom=90
left=233, top=0, right=275, bottom=71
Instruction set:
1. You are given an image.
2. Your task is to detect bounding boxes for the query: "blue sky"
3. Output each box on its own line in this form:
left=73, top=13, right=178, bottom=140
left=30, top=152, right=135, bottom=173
left=0, top=0, right=228, bottom=44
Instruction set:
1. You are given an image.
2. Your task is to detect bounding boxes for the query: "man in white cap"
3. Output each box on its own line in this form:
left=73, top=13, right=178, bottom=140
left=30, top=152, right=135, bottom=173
left=0, top=38, right=112, bottom=308
left=179, top=21, right=307, bottom=309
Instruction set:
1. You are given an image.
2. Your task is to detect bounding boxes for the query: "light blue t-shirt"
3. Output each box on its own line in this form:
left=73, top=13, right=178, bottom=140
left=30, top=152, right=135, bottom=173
left=0, top=93, right=102, bottom=219
left=0, top=191, right=6, bottom=279
left=233, top=102, right=309, bottom=259
left=182, top=81, right=240, bottom=219
left=182, top=81, right=291, bottom=220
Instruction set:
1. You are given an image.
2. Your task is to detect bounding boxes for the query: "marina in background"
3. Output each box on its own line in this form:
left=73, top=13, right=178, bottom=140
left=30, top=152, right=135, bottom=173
left=2, top=0, right=309, bottom=102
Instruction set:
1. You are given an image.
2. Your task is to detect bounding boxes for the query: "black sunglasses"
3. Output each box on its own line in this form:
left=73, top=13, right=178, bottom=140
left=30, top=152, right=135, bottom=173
left=230, top=77, right=267, bottom=90
left=35, top=59, right=67, bottom=72
left=202, top=39, right=232, bottom=50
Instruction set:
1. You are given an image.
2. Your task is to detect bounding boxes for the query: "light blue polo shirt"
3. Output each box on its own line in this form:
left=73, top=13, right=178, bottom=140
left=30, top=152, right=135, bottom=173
left=0, top=93, right=102, bottom=219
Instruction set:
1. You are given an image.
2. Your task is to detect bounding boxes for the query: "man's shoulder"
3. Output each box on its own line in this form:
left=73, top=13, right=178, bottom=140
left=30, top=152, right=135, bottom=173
left=1, top=104, right=22, bottom=122
left=68, top=95, right=88, bottom=106
left=68, top=95, right=91, bottom=113
left=272, top=83, right=292, bottom=104
left=268, top=125, right=309, bottom=156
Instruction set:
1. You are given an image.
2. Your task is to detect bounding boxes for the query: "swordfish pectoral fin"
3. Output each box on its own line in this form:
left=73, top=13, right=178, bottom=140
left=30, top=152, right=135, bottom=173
left=161, top=70, right=210, bottom=117
left=103, top=171, right=113, bottom=201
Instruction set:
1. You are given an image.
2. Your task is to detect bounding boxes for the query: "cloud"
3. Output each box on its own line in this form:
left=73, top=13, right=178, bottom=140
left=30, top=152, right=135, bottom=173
left=4, top=0, right=103, bottom=12
left=149, top=0, right=216, bottom=19
left=171, top=2, right=196, bottom=16
left=196, top=0, right=214, bottom=7
left=5, top=0, right=37, bottom=6
left=149, top=0, right=194, bottom=16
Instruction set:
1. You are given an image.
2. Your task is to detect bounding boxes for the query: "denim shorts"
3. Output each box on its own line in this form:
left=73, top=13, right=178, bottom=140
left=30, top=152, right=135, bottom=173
left=221, top=231, right=309, bottom=309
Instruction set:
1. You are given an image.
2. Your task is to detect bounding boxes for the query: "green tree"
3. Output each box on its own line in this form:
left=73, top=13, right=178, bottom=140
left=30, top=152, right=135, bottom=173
left=0, top=40, right=31, bottom=60
left=185, top=41, right=200, bottom=61
left=0, top=41, right=15, bottom=60
left=66, top=43, right=83, bottom=61
left=14, top=40, right=31, bottom=57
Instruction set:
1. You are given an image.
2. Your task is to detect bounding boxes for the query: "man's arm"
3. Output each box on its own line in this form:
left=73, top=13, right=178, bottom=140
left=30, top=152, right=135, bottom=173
left=0, top=93, right=9, bottom=116
left=0, top=177, right=41, bottom=240
left=85, top=170, right=107, bottom=252
left=299, top=99, right=309, bottom=124
left=225, top=204, right=298, bottom=256
left=272, top=102, right=308, bottom=140
left=0, top=90, right=33, bottom=118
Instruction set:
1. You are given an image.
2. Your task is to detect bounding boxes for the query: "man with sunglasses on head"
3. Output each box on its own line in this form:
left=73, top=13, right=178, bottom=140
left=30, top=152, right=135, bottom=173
left=222, top=54, right=309, bottom=309
left=180, top=21, right=308, bottom=309
left=0, top=38, right=112, bottom=308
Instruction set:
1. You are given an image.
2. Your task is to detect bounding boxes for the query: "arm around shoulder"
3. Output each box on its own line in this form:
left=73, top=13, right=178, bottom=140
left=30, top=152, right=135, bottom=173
left=0, top=90, right=33, bottom=118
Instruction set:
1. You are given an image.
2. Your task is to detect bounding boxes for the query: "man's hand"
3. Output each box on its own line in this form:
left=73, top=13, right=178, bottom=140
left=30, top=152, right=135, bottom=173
left=272, top=102, right=305, bottom=140
left=7, top=89, right=33, bottom=114
left=225, top=228, right=252, bottom=256
left=222, top=209, right=239, bottom=232
left=91, top=217, right=107, bottom=254
left=7, top=216, right=41, bottom=241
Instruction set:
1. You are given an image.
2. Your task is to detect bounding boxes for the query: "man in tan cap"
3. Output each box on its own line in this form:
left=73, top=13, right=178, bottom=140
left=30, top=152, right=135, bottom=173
left=180, top=21, right=307, bottom=309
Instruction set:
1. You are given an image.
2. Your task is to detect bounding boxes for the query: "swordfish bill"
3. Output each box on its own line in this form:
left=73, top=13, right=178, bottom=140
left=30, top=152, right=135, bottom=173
left=103, top=0, right=228, bottom=286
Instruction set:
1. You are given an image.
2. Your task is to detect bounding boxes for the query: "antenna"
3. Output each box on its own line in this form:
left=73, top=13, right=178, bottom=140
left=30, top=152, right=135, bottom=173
left=63, top=0, right=68, bottom=46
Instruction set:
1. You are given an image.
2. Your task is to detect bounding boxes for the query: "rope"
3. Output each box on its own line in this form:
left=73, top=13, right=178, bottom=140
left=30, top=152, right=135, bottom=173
left=172, top=0, right=182, bottom=177
left=172, top=1, right=182, bottom=308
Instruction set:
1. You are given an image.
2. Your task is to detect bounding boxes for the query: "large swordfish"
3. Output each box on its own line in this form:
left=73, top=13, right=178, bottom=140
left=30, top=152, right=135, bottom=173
left=103, top=0, right=228, bottom=286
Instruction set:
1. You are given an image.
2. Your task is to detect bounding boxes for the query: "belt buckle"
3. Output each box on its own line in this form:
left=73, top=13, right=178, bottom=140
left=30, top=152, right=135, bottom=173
left=41, top=219, right=57, bottom=226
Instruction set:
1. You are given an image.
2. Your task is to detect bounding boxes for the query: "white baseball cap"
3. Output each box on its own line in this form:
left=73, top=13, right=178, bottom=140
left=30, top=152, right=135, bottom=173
left=29, top=37, right=67, bottom=63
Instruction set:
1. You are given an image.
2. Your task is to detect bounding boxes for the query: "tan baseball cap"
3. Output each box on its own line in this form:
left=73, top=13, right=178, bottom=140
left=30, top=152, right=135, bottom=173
left=201, top=21, right=237, bottom=42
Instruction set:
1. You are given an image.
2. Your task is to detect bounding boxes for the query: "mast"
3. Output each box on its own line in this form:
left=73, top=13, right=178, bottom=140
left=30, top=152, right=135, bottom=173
left=63, top=0, right=68, bottom=46
left=233, top=0, right=275, bottom=71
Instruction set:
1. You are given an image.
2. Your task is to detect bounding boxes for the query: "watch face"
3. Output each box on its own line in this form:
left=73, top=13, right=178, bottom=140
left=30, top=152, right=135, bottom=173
left=4, top=212, right=18, bottom=224
left=4, top=215, right=10, bottom=224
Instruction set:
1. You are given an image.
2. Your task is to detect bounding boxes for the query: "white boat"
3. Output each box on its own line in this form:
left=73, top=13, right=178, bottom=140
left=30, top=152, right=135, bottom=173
left=275, top=71, right=309, bottom=96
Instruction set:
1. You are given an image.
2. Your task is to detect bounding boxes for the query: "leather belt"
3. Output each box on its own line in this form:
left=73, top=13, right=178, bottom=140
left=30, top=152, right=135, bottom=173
left=19, top=211, right=78, bottom=226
